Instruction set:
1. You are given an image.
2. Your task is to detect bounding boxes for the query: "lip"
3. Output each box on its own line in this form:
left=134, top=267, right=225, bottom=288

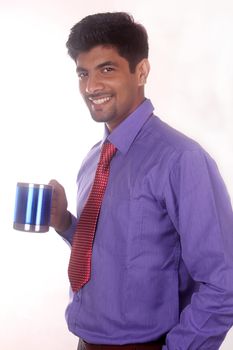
left=88, top=96, right=112, bottom=105
left=86, top=94, right=113, bottom=109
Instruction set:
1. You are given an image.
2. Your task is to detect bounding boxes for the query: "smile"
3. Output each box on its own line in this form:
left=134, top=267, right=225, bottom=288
left=88, top=96, right=112, bottom=105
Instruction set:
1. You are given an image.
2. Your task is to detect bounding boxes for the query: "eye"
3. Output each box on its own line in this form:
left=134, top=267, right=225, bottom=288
left=102, top=66, right=115, bottom=73
left=77, top=71, right=88, bottom=80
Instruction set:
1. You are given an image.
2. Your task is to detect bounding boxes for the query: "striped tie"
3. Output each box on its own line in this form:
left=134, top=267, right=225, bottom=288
left=68, top=142, right=117, bottom=292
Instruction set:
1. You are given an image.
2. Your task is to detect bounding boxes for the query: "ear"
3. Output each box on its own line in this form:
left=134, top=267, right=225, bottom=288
left=137, top=58, right=150, bottom=86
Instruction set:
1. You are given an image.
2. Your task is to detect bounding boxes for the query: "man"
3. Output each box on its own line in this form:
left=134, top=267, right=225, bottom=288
left=49, top=12, right=233, bottom=350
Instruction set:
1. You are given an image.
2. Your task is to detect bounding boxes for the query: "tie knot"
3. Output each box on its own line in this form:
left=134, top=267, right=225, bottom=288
left=99, top=143, right=117, bottom=165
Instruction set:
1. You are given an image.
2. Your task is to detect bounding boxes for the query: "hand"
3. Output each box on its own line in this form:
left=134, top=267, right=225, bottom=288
left=48, top=179, right=71, bottom=233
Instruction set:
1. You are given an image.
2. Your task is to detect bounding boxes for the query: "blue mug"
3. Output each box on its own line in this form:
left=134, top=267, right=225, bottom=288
left=13, top=182, right=53, bottom=233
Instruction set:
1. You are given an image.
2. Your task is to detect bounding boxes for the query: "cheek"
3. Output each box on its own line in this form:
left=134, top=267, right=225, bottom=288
left=79, top=81, right=86, bottom=95
left=119, top=83, right=137, bottom=103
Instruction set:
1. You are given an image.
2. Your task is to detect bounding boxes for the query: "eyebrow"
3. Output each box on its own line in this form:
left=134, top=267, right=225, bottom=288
left=76, top=60, right=119, bottom=73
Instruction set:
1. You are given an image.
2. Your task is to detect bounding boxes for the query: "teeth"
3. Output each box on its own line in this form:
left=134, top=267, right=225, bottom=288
left=89, top=96, right=111, bottom=105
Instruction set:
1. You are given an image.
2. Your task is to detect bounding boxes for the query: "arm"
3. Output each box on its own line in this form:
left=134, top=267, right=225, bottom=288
left=49, top=179, right=77, bottom=245
left=49, top=179, right=71, bottom=233
left=163, top=150, right=233, bottom=349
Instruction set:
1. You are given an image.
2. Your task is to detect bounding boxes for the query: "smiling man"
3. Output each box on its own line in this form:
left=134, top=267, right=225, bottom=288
left=76, top=43, right=149, bottom=131
left=49, top=12, right=233, bottom=350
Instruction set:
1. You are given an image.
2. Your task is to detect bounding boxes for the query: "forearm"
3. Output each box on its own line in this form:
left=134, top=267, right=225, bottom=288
left=57, top=212, right=77, bottom=246
left=55, top=210, right=72, bottom=235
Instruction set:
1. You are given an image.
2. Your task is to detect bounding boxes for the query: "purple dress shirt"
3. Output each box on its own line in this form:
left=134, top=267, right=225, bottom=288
left=62, top=99, right=233, bottom=349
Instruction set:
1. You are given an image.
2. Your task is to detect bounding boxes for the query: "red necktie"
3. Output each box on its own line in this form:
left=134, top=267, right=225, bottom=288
left=68, top=142, right=117, bottom=292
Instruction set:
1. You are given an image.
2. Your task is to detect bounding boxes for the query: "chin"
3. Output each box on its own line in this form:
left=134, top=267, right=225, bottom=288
left=91, top=112, right=114, bottom=125
left=90, top=115, right=107, bottom=124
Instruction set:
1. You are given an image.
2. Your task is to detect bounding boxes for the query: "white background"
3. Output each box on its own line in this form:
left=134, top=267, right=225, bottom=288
left=0, top=0, right=233, bottom=349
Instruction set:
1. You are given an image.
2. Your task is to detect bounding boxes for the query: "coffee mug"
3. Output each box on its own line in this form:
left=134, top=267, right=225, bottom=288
left=13, top=182, right=53, bottom=233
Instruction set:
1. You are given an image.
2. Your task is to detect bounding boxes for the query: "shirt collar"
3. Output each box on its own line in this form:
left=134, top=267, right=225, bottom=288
left=103, top=99, right=154, bottom=155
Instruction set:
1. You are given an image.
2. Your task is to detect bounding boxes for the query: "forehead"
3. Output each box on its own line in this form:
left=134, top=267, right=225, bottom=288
left=75, top=45, right=129, bottom=69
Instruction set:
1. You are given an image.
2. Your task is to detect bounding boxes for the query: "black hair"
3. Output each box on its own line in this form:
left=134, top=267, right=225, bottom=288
left=66, top=12, right=149, bottom=73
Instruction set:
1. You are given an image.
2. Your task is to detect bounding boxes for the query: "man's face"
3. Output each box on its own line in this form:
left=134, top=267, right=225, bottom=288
left=76, top=45, right=147, bottom=132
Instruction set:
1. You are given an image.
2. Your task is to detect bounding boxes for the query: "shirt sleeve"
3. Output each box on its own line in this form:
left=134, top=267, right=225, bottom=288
left=163, top=149, right=233, bottom=349
left=57, top=212, right=77, bottom=247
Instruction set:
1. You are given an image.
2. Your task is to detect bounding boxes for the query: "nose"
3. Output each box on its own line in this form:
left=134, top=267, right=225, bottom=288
left=85, top=73, right=104, bottom=94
